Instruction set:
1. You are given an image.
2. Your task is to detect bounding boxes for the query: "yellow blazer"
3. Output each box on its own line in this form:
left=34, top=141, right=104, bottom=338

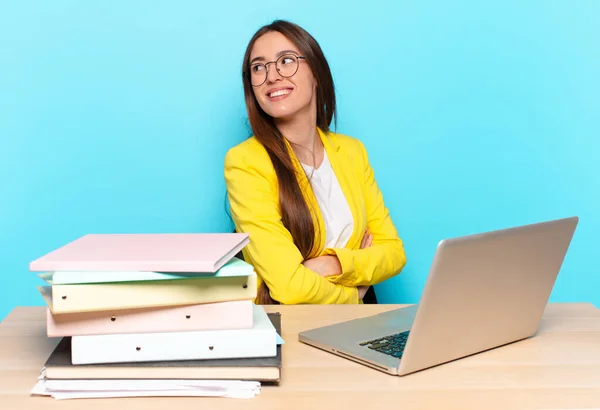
left=224, top=127, right=407, bottom=304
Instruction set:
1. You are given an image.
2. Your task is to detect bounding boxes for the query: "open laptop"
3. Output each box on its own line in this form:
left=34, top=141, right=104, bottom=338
left=298, top=216, right=579, bottom=376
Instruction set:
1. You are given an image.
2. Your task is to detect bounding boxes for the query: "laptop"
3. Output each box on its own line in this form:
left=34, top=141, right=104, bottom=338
left=298, top=216, right=579, bottom=376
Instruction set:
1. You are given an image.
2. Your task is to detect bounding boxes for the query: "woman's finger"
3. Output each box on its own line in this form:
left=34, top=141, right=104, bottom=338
left=360, top=229, right=368, bottom=248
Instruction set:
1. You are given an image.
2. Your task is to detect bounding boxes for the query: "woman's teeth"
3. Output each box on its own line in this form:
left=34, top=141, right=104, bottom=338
left=269, top=89, right=291, bottom=98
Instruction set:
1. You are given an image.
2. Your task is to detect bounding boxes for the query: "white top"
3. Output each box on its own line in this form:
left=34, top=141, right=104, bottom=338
left=301, top=150, right=354, bottom=250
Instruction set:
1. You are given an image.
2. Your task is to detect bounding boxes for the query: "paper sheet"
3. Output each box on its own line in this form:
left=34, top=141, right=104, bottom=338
left=31, top=378, right=260, bottom=400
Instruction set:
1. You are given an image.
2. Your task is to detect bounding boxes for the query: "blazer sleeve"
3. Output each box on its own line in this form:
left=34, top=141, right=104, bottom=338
left=224, top=146, right=360, bottom=304
left=323, top=140, right=407, bottom=287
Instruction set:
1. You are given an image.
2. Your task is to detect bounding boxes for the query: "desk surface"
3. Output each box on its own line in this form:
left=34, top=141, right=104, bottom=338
left=1, top=303, right=600, bottom=409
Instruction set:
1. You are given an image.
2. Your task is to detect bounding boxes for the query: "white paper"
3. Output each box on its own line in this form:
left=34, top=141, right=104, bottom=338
left=53, top=390, right=257, bottom=400
left=31, top=378, right=261, bottom=400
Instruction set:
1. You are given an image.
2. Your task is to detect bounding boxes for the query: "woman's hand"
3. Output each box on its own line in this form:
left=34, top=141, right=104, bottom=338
left=303, top=255, right=341, bottom=277
left=360, top=228, right=373, bottom=249
left=303, top=228, right=373, bottom=278
left=357, top=228, right=372, bottom=299
left=357, top=285, right=369, bottom=299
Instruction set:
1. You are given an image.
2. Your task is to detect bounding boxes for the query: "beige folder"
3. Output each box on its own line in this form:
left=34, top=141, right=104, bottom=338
left=38, top=273, right=257, bottom=314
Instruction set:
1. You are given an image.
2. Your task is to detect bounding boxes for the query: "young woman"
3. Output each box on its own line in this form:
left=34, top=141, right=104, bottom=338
left=224, top=20, right=406, bottom=304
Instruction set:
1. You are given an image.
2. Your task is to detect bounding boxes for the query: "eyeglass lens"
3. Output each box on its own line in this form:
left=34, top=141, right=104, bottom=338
left=250, top=54, right=300, bottom=86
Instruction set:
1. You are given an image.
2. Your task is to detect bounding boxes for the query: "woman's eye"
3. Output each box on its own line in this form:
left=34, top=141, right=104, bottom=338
left=252, top=64, right=265, bottom=72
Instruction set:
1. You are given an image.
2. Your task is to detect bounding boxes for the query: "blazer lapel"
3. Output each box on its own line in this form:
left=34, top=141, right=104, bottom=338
left=319, top=128, right=363, bottom=251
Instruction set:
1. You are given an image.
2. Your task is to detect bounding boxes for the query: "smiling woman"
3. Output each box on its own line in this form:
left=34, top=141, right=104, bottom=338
left=224, top=20, right=407, bottom=305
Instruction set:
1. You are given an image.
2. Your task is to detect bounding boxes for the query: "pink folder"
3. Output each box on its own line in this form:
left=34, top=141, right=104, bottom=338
left=46, top=300, right=254, bottom=337
left=29, top=233, right=249, bottom=273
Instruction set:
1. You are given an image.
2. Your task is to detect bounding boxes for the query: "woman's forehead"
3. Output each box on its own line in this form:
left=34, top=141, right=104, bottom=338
left=250, top=32, right=300, bottom=61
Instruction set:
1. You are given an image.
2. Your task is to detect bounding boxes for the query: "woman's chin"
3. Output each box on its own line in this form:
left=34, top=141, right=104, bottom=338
left=267, top=107, right=300, bottom=122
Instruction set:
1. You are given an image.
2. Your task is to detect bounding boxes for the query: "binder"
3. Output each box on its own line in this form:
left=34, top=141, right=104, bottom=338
left=38, top=272, right=257, bottom=314
left=46, top=300, right=254, bottom=337
left=40, top=256, right=254, bottom=285
left=70, top=304, right=277, bottom=365
left=30, top=233, right=250, bottom=273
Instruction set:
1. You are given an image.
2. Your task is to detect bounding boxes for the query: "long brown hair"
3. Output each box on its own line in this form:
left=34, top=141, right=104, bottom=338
left=241, top=20, right=337, bottom=304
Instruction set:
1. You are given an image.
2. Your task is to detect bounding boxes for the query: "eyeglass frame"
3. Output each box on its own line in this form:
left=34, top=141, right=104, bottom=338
left=246, top=54, right=307, bottom=87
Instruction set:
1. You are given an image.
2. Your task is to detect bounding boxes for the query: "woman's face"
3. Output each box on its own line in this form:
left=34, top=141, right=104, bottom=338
left=249, top=31, right=317, bottom=121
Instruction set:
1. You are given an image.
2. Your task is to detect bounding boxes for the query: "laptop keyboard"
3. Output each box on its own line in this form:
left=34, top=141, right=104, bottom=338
left=359, top=330, right=410, bottom=359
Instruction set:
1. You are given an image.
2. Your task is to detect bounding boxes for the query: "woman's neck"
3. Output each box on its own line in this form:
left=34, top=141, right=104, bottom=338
left=275, top=109, right=323, bottom=168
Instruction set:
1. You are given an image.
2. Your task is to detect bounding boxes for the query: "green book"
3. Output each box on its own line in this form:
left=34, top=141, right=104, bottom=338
left=40, top=257, right=254, bottom=285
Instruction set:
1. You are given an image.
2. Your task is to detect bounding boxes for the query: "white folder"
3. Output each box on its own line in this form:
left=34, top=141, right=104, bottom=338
left=71, top=304, right=276, bottom=365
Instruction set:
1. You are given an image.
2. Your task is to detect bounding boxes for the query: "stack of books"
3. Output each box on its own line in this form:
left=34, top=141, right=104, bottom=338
left=28, top=233, right=282, bottom=399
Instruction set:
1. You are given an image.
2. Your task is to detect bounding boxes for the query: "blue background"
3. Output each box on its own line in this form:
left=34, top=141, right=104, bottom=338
left=1, top=1, right=598, bottom=319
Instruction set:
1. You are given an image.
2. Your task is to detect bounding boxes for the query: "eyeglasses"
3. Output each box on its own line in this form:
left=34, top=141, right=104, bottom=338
left=248, top=54, right=306, bottom=87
